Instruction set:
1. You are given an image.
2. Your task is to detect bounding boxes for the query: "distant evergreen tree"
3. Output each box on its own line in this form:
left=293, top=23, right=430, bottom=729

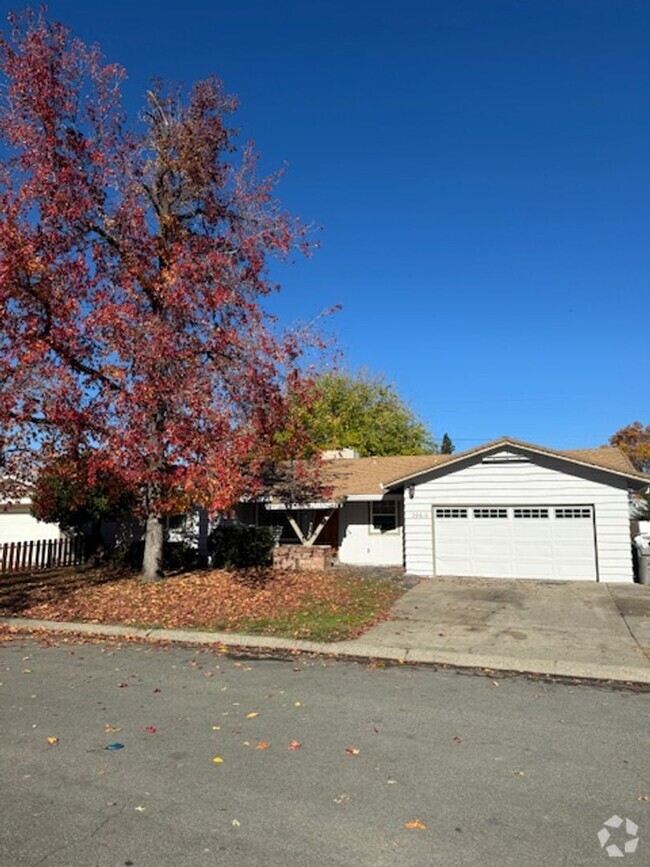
left=441, top=433, right=455, bottom=455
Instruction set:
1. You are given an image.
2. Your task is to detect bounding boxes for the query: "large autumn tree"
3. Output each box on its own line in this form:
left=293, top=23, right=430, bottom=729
left=0, top=10, right=321, bottom=580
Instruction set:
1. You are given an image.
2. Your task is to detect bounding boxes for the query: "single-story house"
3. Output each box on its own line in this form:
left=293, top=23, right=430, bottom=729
left=249, top=437, right=649, bottom=584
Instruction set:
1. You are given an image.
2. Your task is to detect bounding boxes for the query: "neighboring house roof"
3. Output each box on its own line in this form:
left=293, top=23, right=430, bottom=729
left=381, top=437, right=649, bottom=490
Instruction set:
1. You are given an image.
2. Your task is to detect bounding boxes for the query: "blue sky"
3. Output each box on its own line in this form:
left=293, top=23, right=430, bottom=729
left=19, top=0, right=650, bottom=449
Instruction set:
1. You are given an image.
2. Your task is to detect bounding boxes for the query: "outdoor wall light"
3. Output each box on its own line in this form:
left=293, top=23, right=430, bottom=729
left=408, top=484, right=415, bottom=499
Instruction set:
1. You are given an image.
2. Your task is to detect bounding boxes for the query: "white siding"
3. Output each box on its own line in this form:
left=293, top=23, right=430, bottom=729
left=338, top=501, right=404, bottom=566
left=404, top=456, right=634, bottom=583
left=0, top=500, right=64, bottom=545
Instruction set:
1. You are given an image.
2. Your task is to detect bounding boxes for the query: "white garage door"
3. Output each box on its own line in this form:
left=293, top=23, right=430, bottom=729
left=433, top=506, right=598, bottom=581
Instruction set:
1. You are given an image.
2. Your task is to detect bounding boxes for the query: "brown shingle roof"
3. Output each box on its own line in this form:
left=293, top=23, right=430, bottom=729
left=381, top=437, right=649, bottom=488
left=273, top=439, right=647, bottom=505
left=320, top=454, right=451, bottom=499
left=561, top=447, right=639, bottom=475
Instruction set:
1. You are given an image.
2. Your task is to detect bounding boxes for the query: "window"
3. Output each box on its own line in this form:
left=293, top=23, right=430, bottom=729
left=435, top=508, right=468, bottom=519
left=370, top=500, right=400, bottom=533
left=513, top=508, right=549, bottom=519
left=555, top=507, right=592, bottom=519
left=473, top=508, right=508, bottom=519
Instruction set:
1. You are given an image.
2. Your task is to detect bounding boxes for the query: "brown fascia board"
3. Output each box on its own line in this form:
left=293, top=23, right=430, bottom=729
left=381, top=437, right=650, bottom=490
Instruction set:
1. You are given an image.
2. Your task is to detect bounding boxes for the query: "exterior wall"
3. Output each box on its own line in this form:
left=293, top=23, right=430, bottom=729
left=404, top=454, right=635, bottom=583
left=0, top=500, right=64, bottom=545
left=338, top=500, right=404, bottom=566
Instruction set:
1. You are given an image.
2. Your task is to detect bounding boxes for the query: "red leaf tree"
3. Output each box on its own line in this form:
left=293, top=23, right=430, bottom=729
left=0, top=10, right=323, bottom=580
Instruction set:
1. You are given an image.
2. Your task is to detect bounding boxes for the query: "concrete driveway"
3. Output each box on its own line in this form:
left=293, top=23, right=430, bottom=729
left=360, top=577, right=650, bottom=683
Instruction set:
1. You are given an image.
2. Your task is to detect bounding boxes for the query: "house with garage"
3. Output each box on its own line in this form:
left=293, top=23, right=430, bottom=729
left=253, top=438, right=649, bottom=584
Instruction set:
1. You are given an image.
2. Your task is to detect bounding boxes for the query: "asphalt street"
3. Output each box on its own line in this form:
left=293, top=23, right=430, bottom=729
left=0, top=637, right=648, bottom=867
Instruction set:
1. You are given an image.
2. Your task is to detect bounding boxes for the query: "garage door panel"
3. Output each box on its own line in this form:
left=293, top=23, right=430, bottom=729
left=433, top=505, right=597, bottom=581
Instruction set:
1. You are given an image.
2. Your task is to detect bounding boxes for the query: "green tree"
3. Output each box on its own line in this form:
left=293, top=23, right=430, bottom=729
left=297, top=371, right=436, bottom=456
left=440, top=433, right=455, bottom=454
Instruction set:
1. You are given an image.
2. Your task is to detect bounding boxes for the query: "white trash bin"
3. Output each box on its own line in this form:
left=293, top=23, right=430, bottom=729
left=634, top=534, right=650, bottom=585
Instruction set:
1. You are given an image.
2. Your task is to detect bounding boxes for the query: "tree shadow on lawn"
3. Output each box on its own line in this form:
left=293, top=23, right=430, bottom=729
left=0, top=565, right=128, bottom=616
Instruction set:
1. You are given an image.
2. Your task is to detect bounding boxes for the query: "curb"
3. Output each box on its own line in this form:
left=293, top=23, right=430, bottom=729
left=2, top=616, right=650, bottom=688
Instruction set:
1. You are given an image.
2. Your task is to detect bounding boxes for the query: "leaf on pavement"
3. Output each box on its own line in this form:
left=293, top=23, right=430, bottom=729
left=144, top=726, right=157, bottom=734
left=245, top=712, right=259, bottom=719
left=345, top=747, right=360, bottom=756
left=104, top=724, right=122, bottom=733
left=405, top=819, right=426, bottom=831
left=212, top=756, right=224, bottom=764
left=288, top=740, right=302, bottom=751
left=46, top=736, right=59, bottom=745
left=453, top=736, right=462, bottom=744
left=256, top=742, right=270, bottom=750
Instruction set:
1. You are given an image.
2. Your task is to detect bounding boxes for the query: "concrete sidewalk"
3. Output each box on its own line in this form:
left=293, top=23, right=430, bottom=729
left=2, top=577, right=649, bottom=684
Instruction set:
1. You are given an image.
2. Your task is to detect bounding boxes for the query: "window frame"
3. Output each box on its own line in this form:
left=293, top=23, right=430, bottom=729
left=369, top=499, right=402, bottom=534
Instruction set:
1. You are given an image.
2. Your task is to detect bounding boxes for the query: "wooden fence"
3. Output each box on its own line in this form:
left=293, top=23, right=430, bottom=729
left=0, top=536, right=86, bottom=575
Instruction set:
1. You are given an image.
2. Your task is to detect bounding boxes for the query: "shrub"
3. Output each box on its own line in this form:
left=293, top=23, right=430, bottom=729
left=209, top=524, right=275, bottom=569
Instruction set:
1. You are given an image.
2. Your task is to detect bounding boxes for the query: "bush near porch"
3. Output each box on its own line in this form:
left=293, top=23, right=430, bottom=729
left=0, top=565, right=404, bottom=642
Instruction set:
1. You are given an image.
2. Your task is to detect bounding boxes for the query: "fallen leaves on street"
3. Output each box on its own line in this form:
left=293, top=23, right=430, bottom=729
left=405, top=819, right=427, bottom=831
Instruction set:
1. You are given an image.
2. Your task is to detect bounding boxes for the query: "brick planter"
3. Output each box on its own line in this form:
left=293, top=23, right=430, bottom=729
left=273, top=544, right=333, bottom=571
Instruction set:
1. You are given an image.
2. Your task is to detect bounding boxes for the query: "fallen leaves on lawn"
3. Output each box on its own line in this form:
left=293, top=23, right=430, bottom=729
left=405, top=819, right=427, bottom=831
left=3, top=566, right=400, bottom=637
left=288, top=740, right=302, bottom=751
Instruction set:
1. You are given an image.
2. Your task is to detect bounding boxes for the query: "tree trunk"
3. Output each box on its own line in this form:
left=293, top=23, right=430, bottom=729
left=142, top=513, right=164, bottom=582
